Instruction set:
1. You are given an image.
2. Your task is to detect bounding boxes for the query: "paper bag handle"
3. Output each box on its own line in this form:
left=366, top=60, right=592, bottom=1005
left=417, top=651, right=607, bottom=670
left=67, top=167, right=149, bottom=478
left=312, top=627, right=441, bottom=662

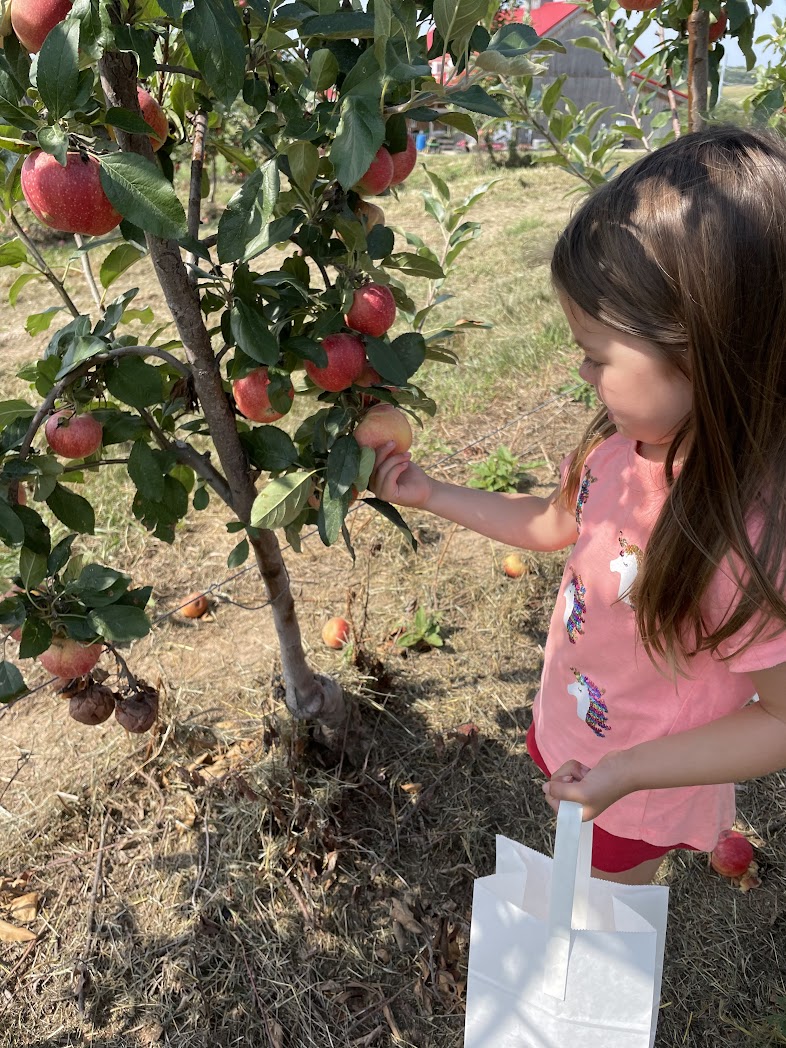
left=543, top=800, right=593, bottom=1000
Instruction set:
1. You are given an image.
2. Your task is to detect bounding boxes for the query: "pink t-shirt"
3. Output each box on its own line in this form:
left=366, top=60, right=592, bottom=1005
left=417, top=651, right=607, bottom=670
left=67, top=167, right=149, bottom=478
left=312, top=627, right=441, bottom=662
left=532, top=433, right=786, bottom=851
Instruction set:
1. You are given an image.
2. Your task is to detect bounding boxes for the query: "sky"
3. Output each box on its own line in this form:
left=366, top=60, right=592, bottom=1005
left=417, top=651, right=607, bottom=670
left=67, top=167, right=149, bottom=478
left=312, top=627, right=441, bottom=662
left=635, top=0, right=783, bottom=67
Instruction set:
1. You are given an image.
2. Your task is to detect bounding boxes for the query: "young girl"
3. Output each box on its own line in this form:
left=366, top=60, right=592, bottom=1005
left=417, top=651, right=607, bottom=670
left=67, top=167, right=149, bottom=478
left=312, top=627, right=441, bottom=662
left=369, top=125, right=786, bottom=886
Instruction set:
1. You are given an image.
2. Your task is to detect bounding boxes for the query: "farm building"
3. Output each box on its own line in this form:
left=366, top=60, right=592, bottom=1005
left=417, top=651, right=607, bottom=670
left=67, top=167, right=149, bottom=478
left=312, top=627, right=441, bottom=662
left=426, top=1, right=686, bottom=143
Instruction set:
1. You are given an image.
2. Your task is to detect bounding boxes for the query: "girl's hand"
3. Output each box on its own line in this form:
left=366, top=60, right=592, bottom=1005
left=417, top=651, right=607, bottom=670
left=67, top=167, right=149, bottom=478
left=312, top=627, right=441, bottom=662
left=369, top=441, right=434, bottom=509
left=542, top=752, right=629, bottom=822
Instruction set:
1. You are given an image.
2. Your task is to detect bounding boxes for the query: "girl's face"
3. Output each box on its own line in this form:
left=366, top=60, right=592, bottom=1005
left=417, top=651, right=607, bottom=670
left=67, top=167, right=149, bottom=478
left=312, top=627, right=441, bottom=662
left=559, top=294, right=692, bottom=461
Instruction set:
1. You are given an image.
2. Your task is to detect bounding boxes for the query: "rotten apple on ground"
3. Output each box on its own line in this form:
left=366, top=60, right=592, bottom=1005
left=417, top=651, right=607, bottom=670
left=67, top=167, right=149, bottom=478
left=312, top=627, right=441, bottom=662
left=306, top=333, right=366, bottom=392
left=354, top=146, right=393, bottom=196
left=502, top=553, right=527, bottom=578
left=11, top=0, right=72, bottom=52
left=345, top=284, right=396, bottom=338
left=45, top=409, right=103, bottom=459
left=322, top=617, right=350, bottom=649
left=181, top=592, right=209, bottom=618
left=354, top=404, right=412, bottom=454
left=233, top=367, right=294, bottom=423
left=39, top=637, right=103, bottom=678
left=45, top=409, right=102, bottom=459
left=21, top=151, right=122, bottom=236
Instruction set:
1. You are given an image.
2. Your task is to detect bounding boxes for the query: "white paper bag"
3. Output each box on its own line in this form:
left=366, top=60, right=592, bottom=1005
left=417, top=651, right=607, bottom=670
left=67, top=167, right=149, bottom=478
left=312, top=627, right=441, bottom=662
left=464, top=802, right=669, bottom=1048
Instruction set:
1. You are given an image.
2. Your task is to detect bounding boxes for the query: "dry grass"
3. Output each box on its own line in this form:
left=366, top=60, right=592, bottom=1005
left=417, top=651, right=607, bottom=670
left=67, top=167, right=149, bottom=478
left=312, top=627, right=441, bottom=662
left=0, top=155, right=785, bottom=1048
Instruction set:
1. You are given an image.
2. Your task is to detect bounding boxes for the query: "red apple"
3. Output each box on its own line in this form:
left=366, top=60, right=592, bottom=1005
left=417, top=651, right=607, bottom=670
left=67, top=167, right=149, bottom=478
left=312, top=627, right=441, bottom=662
left=708, top=7, right=727, bottom=43
left=345, top=284, right=396, bottom=338
left=11, top=0, right=72, bottom=52
left=354, top=200, right=385, bottom=232
left=354, top=146, right=394, bottom=196
left=710, top=830, right=754, bottom=878
left=21, top=151, right=122, bottom=236
left=305, top=333, right=366, bottom=392
left=353, top=404, right=412, bottom=453
left=233, top=367, right=294, bottom=423
left=38, top=637, right=102, bottom=678
left=45, top=409, right=103, bottom=459
left=322, top=616, right=350, bottom=649
left=388, top=135, right=417, bottom=187
left=137, top=86, right=169, bottom=151
left=502, top=553, right=527, bottom=578
left=355, top=364, right=381, bottom=387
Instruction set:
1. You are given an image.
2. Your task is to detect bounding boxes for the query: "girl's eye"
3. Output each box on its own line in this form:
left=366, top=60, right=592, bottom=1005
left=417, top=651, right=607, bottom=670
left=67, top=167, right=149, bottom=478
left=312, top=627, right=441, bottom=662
left=581, top=355, right=601, bottom=371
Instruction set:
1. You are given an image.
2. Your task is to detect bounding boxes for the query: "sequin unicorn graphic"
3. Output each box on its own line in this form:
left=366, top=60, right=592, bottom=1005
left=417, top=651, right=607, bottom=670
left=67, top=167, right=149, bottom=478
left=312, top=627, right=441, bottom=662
left=568, top=668, right=611, bottom=737
left=609, top=532, right=644, bottom=605
left=575, top=466, right=597, bottom=532
left=562, top=569, right=586, bottom=644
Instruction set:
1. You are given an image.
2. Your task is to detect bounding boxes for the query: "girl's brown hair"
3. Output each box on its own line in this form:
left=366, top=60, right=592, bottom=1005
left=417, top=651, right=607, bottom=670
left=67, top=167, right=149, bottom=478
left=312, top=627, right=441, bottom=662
left=552, top=125, right=786, bottom=667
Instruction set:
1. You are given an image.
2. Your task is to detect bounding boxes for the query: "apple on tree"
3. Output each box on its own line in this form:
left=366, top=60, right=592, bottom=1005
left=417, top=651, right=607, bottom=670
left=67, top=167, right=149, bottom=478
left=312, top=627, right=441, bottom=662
left=38, top=637, right=103, bottom=678
left=136, top=86, right=169, bottom=151
left=45, top=409, right=103, bottom=459
left=21, top=151, right=122, bottom=237
left=388, top=135, right=417, bottom=187
left=345, top=283, right=396, bottom=338
left=233, top=367, right=294, bottom=423
left=354, top=200, right=385, bottom=232
left=354, top=404, right=413, bottom=454
left=11, top=0, right=72, bottom=52
left=354, top=146, right=394, bottom=196
left=305, top=333, right=366, bottom=392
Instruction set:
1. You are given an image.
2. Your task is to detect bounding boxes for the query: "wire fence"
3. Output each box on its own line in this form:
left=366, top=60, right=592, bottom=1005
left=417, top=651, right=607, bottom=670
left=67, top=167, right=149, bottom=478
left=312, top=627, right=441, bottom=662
left=0, top=386, right=580, bottom=718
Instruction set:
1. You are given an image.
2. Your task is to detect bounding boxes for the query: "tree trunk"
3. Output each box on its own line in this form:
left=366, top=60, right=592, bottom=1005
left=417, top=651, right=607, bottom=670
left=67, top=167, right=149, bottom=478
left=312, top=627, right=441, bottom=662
left=97, top=49, right=346, bottom=729
left=687, top=1, right=709, bottom=133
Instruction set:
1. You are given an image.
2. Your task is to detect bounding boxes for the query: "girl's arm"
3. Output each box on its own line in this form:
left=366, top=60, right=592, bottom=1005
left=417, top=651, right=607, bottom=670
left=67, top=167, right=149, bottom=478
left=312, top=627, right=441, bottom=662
left=370, top=443, right=579, bottom=552
left=544, top=661, right=786, bottom=820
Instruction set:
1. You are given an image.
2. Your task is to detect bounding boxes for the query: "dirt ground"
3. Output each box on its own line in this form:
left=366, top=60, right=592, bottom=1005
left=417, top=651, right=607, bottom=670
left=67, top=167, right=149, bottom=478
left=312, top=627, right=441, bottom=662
left=0, top=158, right=785, bottom=1048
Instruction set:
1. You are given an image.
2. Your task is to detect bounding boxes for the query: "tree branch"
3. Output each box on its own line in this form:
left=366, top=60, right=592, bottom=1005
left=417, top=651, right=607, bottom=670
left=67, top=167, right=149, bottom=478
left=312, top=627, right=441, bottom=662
left=154, top=63, right=204, bottom=80
left=73, top=234, right=104, bottom=313
left=687, top=1, right=709, bottom=132
left=9, top=212, right=81, bottom=318
left=139, top=406, right=233, bottom=506
left=186, top=109, right=208, bottom=284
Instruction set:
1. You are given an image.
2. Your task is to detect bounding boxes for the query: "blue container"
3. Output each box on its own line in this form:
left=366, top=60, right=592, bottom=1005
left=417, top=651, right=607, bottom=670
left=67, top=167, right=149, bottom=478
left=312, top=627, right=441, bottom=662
left=415, top=131, right=428, bottom=152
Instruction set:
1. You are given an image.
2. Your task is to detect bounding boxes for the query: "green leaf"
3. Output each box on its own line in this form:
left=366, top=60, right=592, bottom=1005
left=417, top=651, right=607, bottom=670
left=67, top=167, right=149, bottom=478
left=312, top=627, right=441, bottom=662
left=193, top=486, right=209, bottom=511
left=366, top=225, right=394, bottom=260
left=0, top=399, right=35, bottom=429
left=446, top=84, right=507, bottom=118
left=0, top=661, right=26, bottom=703
left=0, top=64, right=37, bottom=131
left=227, top=537, right=249, bottom=567
left=105, top=356, right=163, bottom=408
left=75, top=563, right=129, bottom=605
left=0, top=239, right=28, bottom=268
left=36, top=125, right=68, bottom=167
left=355, top=445, right=375, bottom=493
left=250, top=471, right=315, bottom=530
left=286, top=140, right=319, bottom=190
left=319, top=435, right=360, bottom=546
left=437, top=110, right=478, bottom=140
left=37, top=17, right=80, bottom=120
left=0, top=499, right=24, bottom=547
left=231, top=300, right=279, bottom=365
left=331, top=96, right=385, bottom=191
left=99, top=153, right=187, bottom=241
left=88, top=604, right=150, bottom=643
left=433, top=0, right=487, bottom=54
left=104, top=106, right=160, bottom=137
left=309, top=47, right=339, bottom=91
left=240, top=426, right=299, bottom=471
left=182, top=0, right=245, bottom=107
left=56, top=335, right=108, bottom=379
left=363, top=497, right=417, bottom=550
left=99, top=243, right=145, bottom=290
left=15, top=505, right=51, bottom=555
left=364, top=331, right=425, bottom=385
left=385, top=252, right=444, bottom=279
left=46, top=483, right=95, bottom=534
left=301, top=11, right=375, bottom=38
left=243, top=213, right=301, bottom=263
left=19, top=547, right=48, bottom=589
left=216, top=161, right=278, bottom=264
left=128, top=439, right=165, bottom=503
left=132, top=474, right=188, bottom=543
left=19, top=617, right=52, bottom=660
left=48, top=533, right=76, bottom=576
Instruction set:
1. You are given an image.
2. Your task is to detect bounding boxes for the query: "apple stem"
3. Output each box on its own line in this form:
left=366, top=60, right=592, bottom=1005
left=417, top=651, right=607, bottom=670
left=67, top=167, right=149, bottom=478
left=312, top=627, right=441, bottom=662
left=8, top=212, right=81, bottom=318
left=74, top=234, right=105, bottom=314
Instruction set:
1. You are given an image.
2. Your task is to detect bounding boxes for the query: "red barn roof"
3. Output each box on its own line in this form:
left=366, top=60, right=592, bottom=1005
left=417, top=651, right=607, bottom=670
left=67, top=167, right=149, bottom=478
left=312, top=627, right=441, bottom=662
left=529, top=3, right=580, bottom=35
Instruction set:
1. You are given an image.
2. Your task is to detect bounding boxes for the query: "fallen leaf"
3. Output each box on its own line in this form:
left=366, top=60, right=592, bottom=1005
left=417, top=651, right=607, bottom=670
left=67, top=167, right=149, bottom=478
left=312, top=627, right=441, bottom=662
left=0, top=917, right=35, bottom=943
left=8, top=892, right=40, bottom=923
left=400, top=782, right=422, bottom=795
left=390, top=897, right=424, bottom=935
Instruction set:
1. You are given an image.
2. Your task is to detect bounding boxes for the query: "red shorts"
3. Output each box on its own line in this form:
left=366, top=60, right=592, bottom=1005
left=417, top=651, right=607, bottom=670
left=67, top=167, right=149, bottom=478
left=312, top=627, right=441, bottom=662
left=526, top=722, right=697, bottom=873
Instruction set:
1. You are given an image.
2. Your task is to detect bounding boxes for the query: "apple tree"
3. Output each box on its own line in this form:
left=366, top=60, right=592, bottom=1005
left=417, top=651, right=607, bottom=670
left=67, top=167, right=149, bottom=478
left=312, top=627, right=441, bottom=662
left=0, top=0, right=561, bottom=732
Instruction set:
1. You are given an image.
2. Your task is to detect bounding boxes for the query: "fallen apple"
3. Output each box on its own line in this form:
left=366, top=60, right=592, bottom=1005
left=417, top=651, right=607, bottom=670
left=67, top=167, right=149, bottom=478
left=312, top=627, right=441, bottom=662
left=21, top=151, right=122, bottom=236
left=181, top=592, right=209, bottom=618
left=345, top=283, right=396, bottom=338
left=502, top=553, right=527, bottom=578
left=45, top=409, right=103, bottom=459
left=710, top=829, right=754, bottom=878
left=322, top=616, right=350, bottom=649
